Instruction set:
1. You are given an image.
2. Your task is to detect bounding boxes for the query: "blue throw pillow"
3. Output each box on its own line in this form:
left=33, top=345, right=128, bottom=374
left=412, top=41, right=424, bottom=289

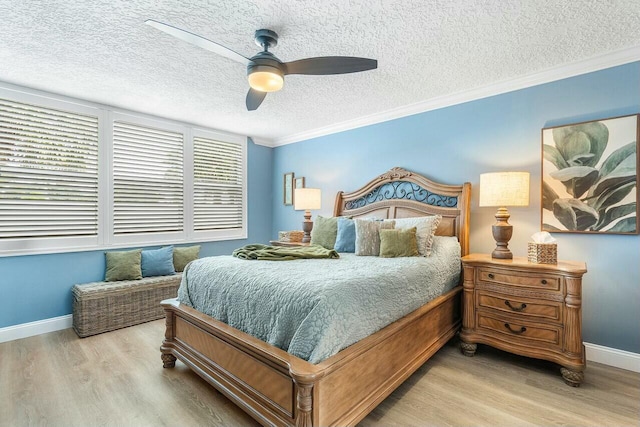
left=141, top=246, right=176, bottom=277
left=334, top=217, right=356, bottom=252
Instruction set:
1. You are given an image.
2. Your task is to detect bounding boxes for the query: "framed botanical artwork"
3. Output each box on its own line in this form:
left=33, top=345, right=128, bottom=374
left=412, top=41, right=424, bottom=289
left=541, top=114, right=639, bottom=234
left=283, top=172, right=294, bottom=206
left=295, top=177, right=305, bottom=190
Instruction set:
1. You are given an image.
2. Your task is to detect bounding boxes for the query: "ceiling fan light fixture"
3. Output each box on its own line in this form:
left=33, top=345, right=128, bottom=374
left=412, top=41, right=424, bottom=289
left=247, top=65, right=284, bottom=92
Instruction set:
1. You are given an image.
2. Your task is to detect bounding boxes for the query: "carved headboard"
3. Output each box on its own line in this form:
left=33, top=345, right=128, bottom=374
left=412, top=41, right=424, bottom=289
left=333, top=167, right=471, bottom=256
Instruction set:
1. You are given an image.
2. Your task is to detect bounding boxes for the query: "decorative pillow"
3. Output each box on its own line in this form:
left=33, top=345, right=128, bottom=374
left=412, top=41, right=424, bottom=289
left=141, top=246, right=176, bottom=277
left=334, top=217, right=356, bottom=252
left=379, top=227, right=420, bottom=258
left=104, top=249, right=142, bottom=282
left=173, top=245, right=201, bottom=272
left=393, top=215, right=442, bottom=257
left=355, top=219, right=395, bottom=256
left=310, top=216, right=338, bottom=249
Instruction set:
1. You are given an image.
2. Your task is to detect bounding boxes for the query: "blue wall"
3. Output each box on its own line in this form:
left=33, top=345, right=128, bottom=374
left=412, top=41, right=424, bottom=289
left=0, top=140, right=273, bottom=328
left=272, top=62, right=640, bottom=353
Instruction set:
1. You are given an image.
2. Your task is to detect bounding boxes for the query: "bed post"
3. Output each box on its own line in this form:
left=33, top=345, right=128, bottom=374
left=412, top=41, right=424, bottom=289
left=160, top=301, right=177, bottom=368
left=293, top=379, right=314, bottom=427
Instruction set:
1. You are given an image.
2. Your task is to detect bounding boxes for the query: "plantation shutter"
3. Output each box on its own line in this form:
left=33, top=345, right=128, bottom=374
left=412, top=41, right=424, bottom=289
left=193, top=136, right=243, bottom=231
left=0, top=98, right=99, bottom=239
left=113, top=121, right=184, bottom=234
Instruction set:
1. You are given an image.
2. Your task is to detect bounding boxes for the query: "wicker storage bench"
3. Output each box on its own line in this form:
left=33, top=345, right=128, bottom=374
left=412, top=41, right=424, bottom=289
left=72, top=273, right=182, bottom=337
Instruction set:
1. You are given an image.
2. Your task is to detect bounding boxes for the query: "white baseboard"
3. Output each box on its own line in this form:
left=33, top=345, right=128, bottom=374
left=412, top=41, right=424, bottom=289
left=0, top=315, right=73, bottom=344
left=1, top=317, right=639, bottom=372
left=584, top=342, right=640, bottom=373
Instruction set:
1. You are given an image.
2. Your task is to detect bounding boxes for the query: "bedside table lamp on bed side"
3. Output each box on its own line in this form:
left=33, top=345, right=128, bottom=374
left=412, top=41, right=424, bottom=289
left=479, top=172, right=530, bottom=259
left=294, top=188, right=321, bottom=243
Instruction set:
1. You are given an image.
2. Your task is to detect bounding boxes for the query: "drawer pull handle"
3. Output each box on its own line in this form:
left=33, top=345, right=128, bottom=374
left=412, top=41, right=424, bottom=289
left=504, top=323, right=527, bottom=334
left=505, top=300, right=527, bottom=312
left=541, top=279, right=548, bottom=285
left=488, top=273, right=495, bottom=279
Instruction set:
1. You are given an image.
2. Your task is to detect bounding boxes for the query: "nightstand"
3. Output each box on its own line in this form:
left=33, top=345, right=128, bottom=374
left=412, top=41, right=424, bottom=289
left=269, top=240, right=310, bottom=247
left=459, top=253, right=587, bottom=386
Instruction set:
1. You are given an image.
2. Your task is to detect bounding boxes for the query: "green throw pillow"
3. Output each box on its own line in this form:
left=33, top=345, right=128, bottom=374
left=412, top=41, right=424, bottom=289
left=394, top=215, right=442, bottom=257
left=173, top=245, right=200, bottom=272
left=105, top=249, right=142, bottom=281
left=379, top=227, right=420, bottom=258
left=310, top=216, right=338, bottom=249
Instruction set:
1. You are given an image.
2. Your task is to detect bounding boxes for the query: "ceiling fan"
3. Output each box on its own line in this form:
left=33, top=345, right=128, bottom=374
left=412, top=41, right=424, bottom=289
left=145, top=20, right=378, bottom=111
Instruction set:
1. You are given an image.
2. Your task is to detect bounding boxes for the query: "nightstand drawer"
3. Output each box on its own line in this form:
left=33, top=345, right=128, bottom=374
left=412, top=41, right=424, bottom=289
left=477, top=292, right=562, bottom=322
left=478, top=267, right=561, bottom=292
left=477, top=313, right=562, bottom=349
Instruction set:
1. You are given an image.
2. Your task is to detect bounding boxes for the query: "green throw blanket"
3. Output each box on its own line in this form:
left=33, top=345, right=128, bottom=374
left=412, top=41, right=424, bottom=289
left=232, top=244, right=340, bottom=261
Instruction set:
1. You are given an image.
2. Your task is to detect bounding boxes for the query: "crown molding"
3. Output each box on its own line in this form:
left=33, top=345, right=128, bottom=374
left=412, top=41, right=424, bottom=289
left=248, top=136, right=274, bottom=147
left=272, top=45, right=640, bottom=147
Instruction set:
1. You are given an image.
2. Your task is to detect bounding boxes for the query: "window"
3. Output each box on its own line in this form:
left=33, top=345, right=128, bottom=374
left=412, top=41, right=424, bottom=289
left=0, top=98, right=99, bottom=250
left=191, top=130, right=247, bottom=241
left=112, top=120, right=184, bottom=238
left=193, top=134, right=245, bottom=237
left=0, top=87, right=247, bottom=256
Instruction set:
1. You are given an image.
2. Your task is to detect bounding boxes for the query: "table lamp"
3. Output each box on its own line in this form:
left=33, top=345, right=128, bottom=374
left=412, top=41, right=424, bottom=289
left=479, top=172, right=530, bottom=259
left=294, top=188, right=321, bottom=243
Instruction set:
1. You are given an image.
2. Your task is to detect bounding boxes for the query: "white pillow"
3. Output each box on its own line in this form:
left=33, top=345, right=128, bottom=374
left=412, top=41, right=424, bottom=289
left=393, top=215, right=442, bottom=256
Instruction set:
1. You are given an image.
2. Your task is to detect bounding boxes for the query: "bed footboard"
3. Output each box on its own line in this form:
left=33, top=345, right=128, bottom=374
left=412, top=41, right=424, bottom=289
left=160, top=285, right=461, bottom=427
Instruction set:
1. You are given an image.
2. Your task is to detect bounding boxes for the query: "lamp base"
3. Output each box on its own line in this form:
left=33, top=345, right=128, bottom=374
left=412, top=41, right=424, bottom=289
left=491, top=207, right=513, bottom=259
left=301, top=210, right=313, bottom=243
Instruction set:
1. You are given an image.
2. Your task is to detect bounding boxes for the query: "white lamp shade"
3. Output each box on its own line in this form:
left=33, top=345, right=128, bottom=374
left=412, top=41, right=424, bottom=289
left=479, top=172, right=530, bottom=207
left=294, top=188, right=321, bottom=210
left=247, top=66, right=284, bottom=92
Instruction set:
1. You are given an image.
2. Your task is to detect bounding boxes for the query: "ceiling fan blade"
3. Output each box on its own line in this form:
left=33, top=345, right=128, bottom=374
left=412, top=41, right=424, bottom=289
left=284, top=57, right=377, bottom=75
left=246, top=88, right=267, bottom=111
left=145, top=19, right=250, bottom=66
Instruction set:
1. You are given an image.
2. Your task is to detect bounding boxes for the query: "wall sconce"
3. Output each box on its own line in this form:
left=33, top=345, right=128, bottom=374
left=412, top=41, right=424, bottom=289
left=479, top=172, right=530, bottom=259
left=294, top=188, right=321, bottom=243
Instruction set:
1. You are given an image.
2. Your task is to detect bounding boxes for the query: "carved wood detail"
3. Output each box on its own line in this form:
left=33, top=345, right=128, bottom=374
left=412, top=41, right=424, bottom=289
left=560, top=367, right=584, bottom=387
left=563, top=277, right=583, bottom=357
left=462, top=265, right=476, bottom=332
left=460, top=341, right=477, bottom=357
left=161, top=309, right=177, bottom=368
left=333, top=167, right=471, bottom=256
left=294, top=381, right=313, bottom=427
left=161, top=353, right=176, bottom=368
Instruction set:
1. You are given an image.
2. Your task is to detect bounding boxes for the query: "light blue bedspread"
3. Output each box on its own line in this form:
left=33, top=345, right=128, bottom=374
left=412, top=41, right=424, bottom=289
left=177, top=236, right=461, bottom=363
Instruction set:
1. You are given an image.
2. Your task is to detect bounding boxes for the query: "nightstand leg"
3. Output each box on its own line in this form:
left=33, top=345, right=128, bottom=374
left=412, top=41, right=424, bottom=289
left=460, top=342, right=477, bottom=357
left=560, top=367, right=584, bottom=387
left=161, top=353, right=177, bottom=368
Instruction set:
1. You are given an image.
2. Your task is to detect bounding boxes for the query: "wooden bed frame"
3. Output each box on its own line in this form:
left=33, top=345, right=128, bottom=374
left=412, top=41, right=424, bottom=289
left=160, top=167, right=471, bottom=426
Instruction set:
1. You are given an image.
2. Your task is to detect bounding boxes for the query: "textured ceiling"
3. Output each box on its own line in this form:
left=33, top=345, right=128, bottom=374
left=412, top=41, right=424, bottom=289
left=1, top=0, right=639, bottom=144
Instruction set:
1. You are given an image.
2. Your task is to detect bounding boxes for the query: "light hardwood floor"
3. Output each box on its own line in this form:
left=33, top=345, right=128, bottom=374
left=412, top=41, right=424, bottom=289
left=1, top=320, right=638, bottom=427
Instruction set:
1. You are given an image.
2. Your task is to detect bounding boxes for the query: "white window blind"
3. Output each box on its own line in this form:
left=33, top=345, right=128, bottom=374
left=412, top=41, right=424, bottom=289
left=193, top=136, right=243, bottom=231
left=0, top=98, right=99, bottom=239
left=113, top=121, right=184, bottom=235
